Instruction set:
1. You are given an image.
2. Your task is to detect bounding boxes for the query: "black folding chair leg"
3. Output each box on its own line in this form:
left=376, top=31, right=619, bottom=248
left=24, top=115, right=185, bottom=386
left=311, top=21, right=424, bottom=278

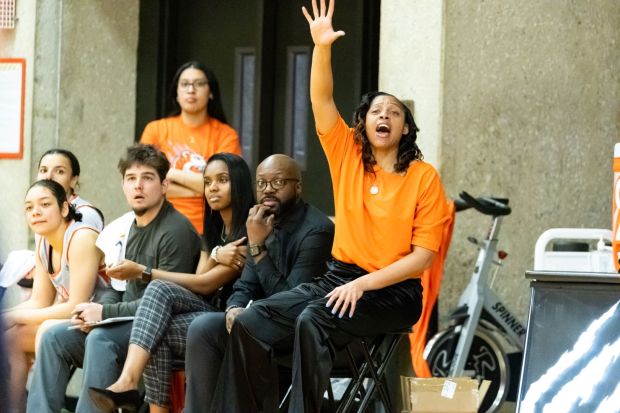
left=337, top=338, right=377, bottom=413
left=356, top=334, right=403, bottom=413
left=327, top=381, right=337, bottom=412
left=337, top=333, right=404, bottom=413
left=279, top=331, right=409, bottom=413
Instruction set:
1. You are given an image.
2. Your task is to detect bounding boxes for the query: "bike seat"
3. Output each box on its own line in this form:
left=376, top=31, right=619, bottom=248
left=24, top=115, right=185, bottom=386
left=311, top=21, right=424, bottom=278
left=458, top=191, right=511, bottom=216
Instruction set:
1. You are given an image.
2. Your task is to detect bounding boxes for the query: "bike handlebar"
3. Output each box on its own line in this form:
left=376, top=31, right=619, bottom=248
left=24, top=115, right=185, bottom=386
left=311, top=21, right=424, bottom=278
left=455, top=191, right=511, bottom=216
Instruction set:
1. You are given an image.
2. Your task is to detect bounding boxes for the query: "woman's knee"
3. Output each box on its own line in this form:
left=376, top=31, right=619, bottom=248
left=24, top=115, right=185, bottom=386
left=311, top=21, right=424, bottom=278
left=4, top=325, right=22, bottom=350
left=5, top=323, right=39, bottom=352
left=144, top=279, right=172, bottom=300
left=35, top=319, right=64, bottom=352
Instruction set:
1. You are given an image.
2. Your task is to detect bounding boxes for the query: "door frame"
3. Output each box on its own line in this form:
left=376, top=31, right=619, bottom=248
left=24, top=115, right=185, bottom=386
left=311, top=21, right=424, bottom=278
left=135, top=0, right=380, bottom=170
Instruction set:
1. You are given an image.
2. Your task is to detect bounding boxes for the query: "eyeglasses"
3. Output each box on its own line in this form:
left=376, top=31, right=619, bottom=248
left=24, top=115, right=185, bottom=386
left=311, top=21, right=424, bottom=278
left=178, top=80, right=209, bottom=90
left=256, top=178, right=299, bottom=191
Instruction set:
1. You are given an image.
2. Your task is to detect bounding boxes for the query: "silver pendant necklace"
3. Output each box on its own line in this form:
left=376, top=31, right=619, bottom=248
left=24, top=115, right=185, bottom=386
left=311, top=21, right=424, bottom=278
left=220, top=226, right=227, bottom=242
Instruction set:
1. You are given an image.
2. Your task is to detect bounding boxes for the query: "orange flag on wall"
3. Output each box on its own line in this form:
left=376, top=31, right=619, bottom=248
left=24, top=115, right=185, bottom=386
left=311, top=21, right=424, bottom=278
left=409, top=200, right=456, bottom=377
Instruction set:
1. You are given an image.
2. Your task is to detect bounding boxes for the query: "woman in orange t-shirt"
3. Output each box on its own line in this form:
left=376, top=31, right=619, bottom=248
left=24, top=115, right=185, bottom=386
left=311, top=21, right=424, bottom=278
left=141, top=61, right=241, bottom=233
left=208, top=1, right=449, bottom=412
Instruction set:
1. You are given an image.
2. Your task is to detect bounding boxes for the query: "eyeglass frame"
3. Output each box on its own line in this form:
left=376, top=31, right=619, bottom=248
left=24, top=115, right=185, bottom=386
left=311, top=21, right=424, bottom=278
left=255, top=178, right=300, bottom=191
left=178, top=79, right=209, bottom=90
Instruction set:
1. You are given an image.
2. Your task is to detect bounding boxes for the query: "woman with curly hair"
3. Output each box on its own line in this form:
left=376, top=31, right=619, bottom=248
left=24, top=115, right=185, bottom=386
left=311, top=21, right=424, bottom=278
left=208, top=1, right=450, bottom=412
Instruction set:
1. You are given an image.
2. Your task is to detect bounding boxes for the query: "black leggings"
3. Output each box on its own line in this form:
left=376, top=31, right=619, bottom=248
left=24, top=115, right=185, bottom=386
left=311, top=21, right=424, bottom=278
left=211, top=259, right=423, bottom=413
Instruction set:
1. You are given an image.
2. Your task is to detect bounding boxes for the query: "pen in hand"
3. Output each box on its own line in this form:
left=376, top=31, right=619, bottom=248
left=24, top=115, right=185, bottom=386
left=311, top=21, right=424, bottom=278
left=70, top=296, right=98, bottom=323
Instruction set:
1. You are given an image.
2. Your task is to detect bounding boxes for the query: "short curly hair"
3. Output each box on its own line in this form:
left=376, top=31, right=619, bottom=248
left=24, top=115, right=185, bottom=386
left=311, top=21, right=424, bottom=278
left=117, top=144, right=170, bottom=182
left=352, top=91, right=423, bottom=173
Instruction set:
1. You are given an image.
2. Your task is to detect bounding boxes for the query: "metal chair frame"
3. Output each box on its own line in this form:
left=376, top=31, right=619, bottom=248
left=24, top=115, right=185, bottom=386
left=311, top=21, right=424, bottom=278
left=279, top=331, right=406, bottom=413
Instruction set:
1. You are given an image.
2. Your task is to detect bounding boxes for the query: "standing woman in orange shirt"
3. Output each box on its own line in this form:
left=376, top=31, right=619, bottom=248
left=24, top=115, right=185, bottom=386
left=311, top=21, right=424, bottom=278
left=141, top=61, right=241, bottom=233
left=208, top=1, right=450, bottom=412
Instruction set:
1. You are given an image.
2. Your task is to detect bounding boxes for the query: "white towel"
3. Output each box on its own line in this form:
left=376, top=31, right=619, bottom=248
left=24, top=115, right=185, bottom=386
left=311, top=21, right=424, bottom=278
left=96, top=212, right=135, bottom=291
left=0, top=250, right=35, bottom=288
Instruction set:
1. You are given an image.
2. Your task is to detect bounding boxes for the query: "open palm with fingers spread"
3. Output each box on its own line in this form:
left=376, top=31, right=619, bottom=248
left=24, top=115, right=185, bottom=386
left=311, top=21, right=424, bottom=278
left=302, top=0, right=345, bottom=46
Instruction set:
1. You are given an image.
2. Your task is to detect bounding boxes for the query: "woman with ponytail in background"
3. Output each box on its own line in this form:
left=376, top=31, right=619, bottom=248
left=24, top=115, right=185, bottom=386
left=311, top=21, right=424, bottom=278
left=37, top=148, right=104, bottom=230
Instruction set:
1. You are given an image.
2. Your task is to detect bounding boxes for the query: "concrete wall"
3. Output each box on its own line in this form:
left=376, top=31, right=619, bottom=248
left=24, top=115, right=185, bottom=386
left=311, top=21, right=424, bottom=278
left=0, top=0, right=36, bottom=262
left=381, top=0, right=620, bottom=325
left=379, top=0, right=445, bottom=169
left=33, top=0, right=140, bottom=229
left=0, top=0, right=139, bottom=262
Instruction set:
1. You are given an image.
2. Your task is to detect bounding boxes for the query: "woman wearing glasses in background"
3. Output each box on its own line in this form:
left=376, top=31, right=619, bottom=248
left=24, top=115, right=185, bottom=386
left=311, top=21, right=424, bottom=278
left=141, top=61, right=241, bottom=234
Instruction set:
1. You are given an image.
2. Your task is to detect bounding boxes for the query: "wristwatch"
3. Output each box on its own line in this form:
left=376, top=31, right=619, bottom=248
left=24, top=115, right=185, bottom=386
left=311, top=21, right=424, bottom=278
left=141, top=266, right=152, bottom=283
left=249, top=243, right=267, bottom=257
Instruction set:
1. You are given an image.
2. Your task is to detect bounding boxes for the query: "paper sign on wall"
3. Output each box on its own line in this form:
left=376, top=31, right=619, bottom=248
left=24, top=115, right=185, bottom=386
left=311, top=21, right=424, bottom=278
left=0, top=58, right=25, bottom=159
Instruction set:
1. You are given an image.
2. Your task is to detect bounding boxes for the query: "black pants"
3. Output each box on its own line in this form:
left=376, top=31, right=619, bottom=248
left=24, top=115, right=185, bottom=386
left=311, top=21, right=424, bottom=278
left=211, top=259, right=423, bottom=413
left=184, top=312, right=291, bottom=413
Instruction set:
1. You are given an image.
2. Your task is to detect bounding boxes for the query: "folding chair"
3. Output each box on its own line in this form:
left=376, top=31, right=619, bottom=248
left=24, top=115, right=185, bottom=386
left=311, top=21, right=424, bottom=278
left=279, top=330, right=408, bottom=413
left=133, top=358, right=185, bottom=413
left=169, top=358, right=186, bottom=413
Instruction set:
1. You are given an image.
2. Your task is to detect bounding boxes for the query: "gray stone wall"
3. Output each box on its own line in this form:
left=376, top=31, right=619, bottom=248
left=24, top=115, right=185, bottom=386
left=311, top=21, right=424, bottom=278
left=0, top=0, right=138, bottom=260
left=32, top=0, right=140, bottom=227
left=440, top=1, right=620, bottom=323
left=0, top=0, right=36, bottom=261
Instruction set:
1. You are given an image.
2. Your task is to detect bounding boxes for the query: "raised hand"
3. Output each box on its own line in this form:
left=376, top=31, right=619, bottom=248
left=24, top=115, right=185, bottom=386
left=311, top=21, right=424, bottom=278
left=302, top=0, right=345, bottom=46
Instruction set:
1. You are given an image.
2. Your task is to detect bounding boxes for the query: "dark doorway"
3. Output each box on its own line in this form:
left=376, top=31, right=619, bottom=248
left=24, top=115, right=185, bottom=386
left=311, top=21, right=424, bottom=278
left=136, top=0, right=380, bottom=214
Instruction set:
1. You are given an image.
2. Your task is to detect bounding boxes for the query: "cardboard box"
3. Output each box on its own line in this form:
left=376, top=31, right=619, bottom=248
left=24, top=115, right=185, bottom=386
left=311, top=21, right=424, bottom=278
left=400, top=377, right=491, bottom=413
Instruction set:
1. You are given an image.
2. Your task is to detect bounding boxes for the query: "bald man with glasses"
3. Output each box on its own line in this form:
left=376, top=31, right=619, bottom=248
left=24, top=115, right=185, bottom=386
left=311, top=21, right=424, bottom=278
left=183, top=154, right=334, bottom=412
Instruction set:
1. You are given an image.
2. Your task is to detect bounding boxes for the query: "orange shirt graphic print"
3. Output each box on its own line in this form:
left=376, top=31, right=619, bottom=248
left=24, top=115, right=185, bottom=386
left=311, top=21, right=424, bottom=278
left=170, top=147, right=207, bottom=174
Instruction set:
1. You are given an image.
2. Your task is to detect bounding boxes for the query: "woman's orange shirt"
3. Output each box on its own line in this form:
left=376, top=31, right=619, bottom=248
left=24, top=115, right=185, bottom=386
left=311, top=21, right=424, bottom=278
left=318, top=116, right=449, bottom=274
left=141, top=115, right=241, bottom=232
